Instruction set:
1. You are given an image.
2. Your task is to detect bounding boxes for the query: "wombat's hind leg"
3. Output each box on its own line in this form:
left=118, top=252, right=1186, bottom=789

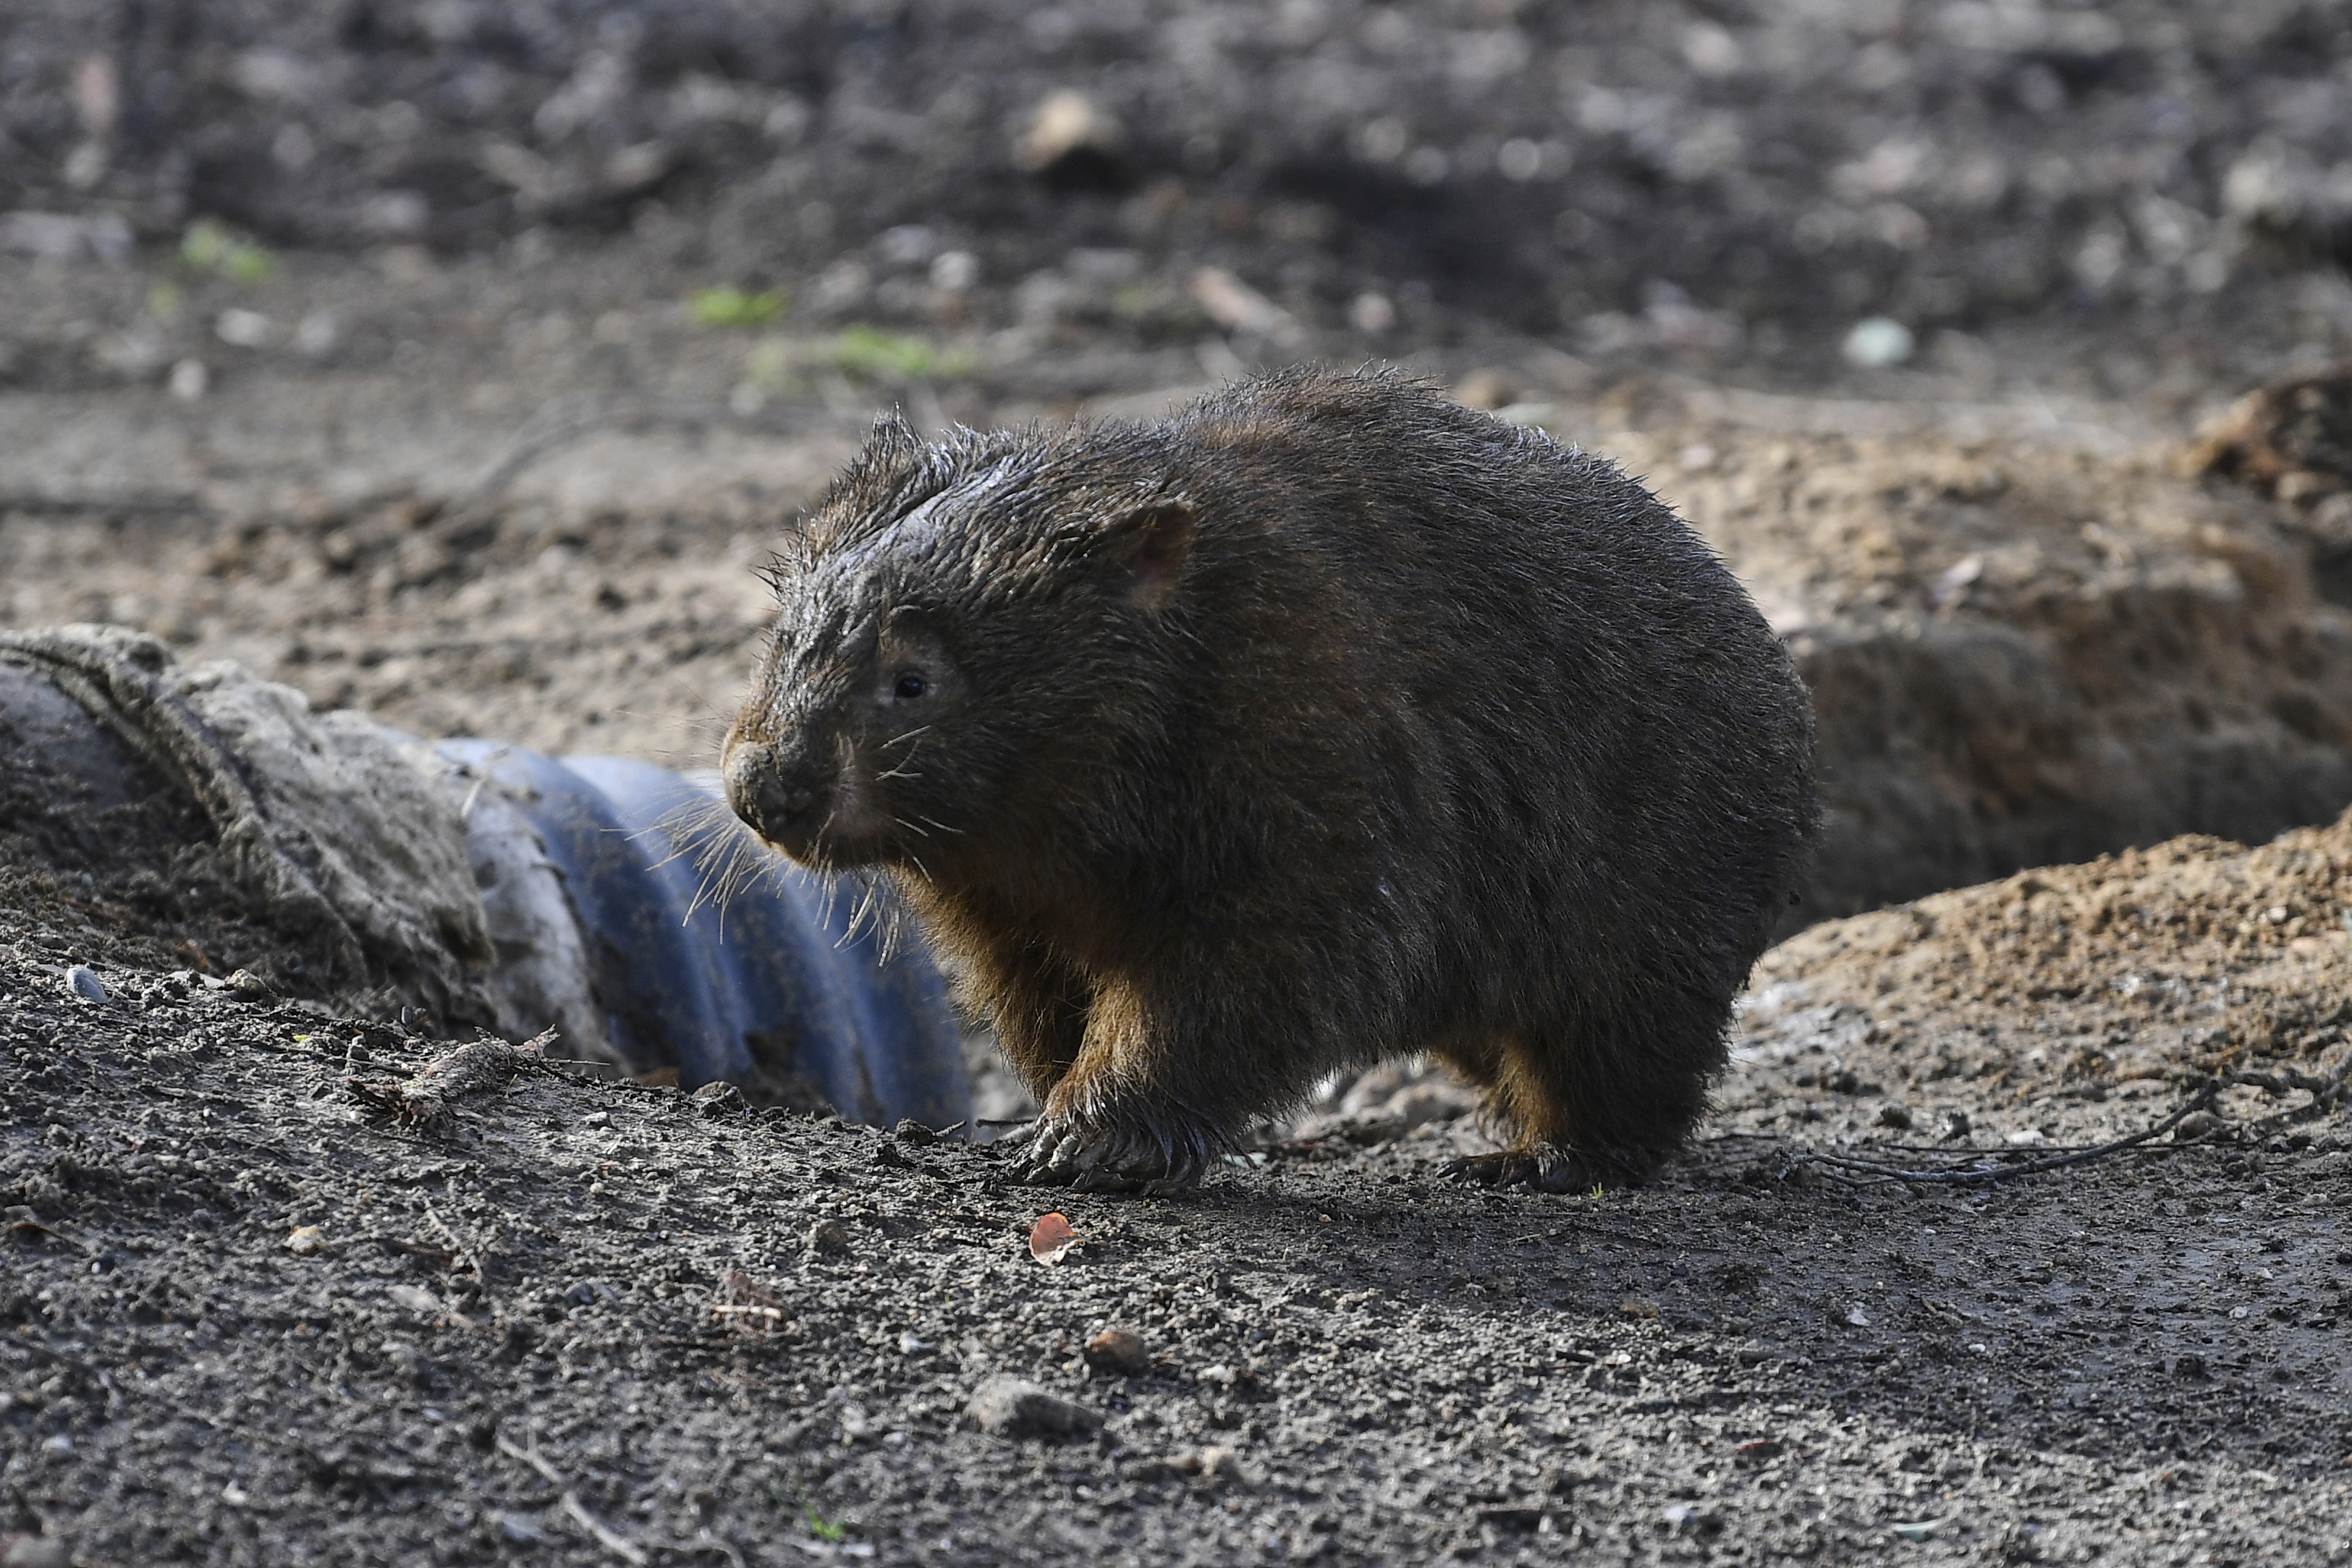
left=1442, top=1143, right=1648, bottom=1193
left=1436, top=1029, right=1702, bottom=1192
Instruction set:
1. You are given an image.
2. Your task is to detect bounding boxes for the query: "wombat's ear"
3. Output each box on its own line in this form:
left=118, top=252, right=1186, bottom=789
left=1101, top=500, right=1195, bottom=611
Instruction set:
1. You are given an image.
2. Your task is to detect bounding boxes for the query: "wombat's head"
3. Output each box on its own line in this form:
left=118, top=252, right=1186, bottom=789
left=723, top=414, right=1194, bottom=873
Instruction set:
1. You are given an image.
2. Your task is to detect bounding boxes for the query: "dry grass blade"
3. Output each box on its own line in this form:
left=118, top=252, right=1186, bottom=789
left=713, top=1266, right=787, bottom=1331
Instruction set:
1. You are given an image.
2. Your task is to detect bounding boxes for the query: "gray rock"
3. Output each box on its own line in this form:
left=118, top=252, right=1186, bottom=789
left=966, top=1376, right=1100, bottom=1438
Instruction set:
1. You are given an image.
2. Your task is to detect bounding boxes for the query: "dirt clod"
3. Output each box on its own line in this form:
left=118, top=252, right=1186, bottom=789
left=965, top=1376, right=1100, bottom=1439
left=1083, top=1328, right=1149, bottom=1376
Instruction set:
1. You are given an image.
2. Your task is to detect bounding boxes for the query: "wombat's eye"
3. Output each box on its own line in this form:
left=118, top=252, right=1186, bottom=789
left=892, top=671, right=929, bottom=702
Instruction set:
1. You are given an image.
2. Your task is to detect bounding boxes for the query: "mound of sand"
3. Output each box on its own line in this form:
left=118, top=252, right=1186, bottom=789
left=1723, top=810, right=2352, bottom=1150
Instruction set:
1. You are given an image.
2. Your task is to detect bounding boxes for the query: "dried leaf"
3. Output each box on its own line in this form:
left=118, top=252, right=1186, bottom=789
left=1028, top=1211, right=1080, bottom=1266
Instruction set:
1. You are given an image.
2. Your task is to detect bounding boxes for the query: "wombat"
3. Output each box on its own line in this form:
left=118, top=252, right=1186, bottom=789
left=724, top=368, right=1817, bottom=1192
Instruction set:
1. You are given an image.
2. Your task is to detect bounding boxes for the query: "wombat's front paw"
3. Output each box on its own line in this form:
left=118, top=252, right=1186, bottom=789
left=1444, top=1143, right=1651, bottom=1193
left=1014, top=1110, right=1214, bottom=1195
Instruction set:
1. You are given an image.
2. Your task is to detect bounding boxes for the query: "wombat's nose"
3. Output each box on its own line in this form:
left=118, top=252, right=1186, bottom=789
left=722, top=735, right=824, bottom=844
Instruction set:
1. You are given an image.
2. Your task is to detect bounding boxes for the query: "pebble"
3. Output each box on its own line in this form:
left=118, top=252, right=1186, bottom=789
left=493, top=1510, right=548, bottom=1545
left=2, top=1538, right=70, bottom=1568
left=807, top=1219, right=851, bottom=1256
left=41, top=1434, right=73, bottom=1458
left=1015, top=90, right=1124, bottom=178
left=1127, top=1446, right=1251, bottom=1486
left=965, top=1376, right=1100, bottom=1438
left=1841, top=315, right=1914, bottom=368
left=63, top=965, right=108, bottom=1004
left=2173, top=1110, right=2225, bottom=1142
left=1083, top=1328, right=1150, bottom=1376
left=285, top=1225, right=324, bottom=1255
left=688, top=1082, right=745, bottom=1117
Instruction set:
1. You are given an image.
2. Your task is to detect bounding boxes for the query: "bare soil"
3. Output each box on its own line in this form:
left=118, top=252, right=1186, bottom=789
left=5, top=876, right=2351, bottom=1567
left=7, top=1, right=2352, bottom=1562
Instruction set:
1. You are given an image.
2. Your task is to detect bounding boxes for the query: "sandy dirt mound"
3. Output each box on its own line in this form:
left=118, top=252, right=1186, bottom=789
left=1717, top=811, right=2352, bottom=1161
left=1601, top=416, right=2352, bottom=918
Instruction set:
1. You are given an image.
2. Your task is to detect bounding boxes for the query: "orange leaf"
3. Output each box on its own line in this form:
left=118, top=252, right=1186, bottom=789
left=1028, top=1211, right=1080, bottom=1266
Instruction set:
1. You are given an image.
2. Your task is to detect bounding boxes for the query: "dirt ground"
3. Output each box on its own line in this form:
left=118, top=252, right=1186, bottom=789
left=5, top=851, right=2351, bottom=1567
left=9, top=0, right=2352, bottom=1561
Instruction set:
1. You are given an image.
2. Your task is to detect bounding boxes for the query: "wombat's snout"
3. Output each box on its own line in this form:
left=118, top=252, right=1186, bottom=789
left=722, top=732, right=829, bottom=853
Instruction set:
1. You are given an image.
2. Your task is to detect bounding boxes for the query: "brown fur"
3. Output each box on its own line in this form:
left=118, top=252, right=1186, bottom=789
left=724, top=368, right=1818, bottom=1191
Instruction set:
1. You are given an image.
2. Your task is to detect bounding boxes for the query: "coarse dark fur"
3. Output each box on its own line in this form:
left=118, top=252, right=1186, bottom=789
left=723, top=368, right=1818, bottom=1192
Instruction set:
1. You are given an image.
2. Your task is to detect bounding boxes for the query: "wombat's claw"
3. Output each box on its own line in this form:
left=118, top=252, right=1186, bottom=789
left=1444, top=1144, right=1630, bottom=1193
left=1013, top=1113, right=1206, bottom=1194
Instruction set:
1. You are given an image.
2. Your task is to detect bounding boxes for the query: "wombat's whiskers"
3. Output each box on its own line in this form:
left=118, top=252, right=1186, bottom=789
left=644, top=794, right=792, bottom=935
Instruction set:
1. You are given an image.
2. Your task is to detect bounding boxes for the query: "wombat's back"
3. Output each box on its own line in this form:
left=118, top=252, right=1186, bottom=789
left=1150, top=370, right=1816, bottom=1073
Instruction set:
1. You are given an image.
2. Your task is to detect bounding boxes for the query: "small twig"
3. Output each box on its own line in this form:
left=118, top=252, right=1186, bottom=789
left=1783, top=1091, right=2219, bottom=1187
left=561, top=1495, right=651, bottom=1567
left=496, top=1433, right=647, bottom=1565
left=2220, top=1062, right=2351, bottom=1136
left=494, top=1431, right=744, bottom=1565
left=421, top=1196, right=491, bottom=1294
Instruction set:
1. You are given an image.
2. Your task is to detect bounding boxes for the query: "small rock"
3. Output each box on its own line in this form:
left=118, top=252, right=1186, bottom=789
left=807, top=1219, right=851, bottom=1256
left=224, top=967, right=271, bottom=1000
left=1874, top=1101, right=1913, bottom=1130
left=2005, top=1129, right=2049, bottom=1148
left=41, top=1434, right=74, bottom=1458
left=169, top=357, right=209, bottom=399
left=63, top=965, right=108, bottom=1004
left=1126, top=1446, right=1251, bottom=1486
left=892, top=1119, right=941, bottom=1147
left=966, top=1375, right=1100, bottom=1438
left=2173, top=1110, right=2225, bottom=1143
left=492, top=1509, right=548, bottom=1545
left=214, top=308, right=272, bottom=347
left=1452, top=369, right=1517, bottom=411
left=689, top=1082, right=745, bottom=1117
left=1940, top=1111, right=1972, bottom=1141
left=285, top=1224, right=324, bottom=1255
left=1014, top=90, right=1125, bottom=184
left=2, top=1536, right=71, bottom=1568
left=1842, top=315, right=1914, bottom=368
left=1083, top=1328, right=1149, bottom=1375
